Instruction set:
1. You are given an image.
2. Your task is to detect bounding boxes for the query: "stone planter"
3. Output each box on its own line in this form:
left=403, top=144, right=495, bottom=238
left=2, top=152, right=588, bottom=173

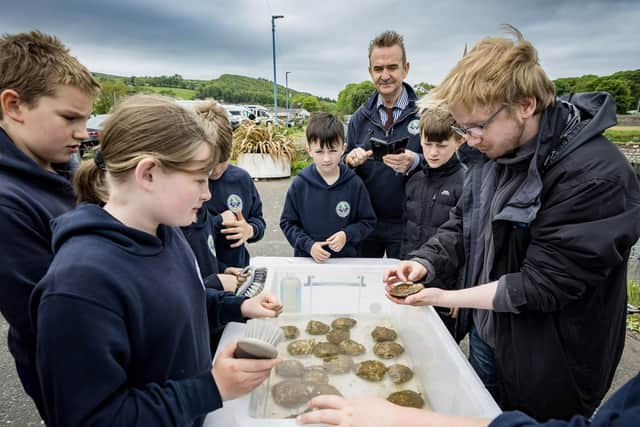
left=237, top=153, right=291, bottom=178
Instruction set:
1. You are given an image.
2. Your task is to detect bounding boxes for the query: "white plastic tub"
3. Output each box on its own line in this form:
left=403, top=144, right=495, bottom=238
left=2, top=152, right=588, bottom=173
left=204, top=257, right=501, bottom=426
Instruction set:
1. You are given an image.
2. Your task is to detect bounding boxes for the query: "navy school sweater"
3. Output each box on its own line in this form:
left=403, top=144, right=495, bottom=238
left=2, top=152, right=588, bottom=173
left=30, top=204, right=247, bottom=427
left=205, top=164, right=265, bottom=270
left=0, top=128, right=76, bottom=379
left=180, top=207, right=223, bottom=290
left=279, top=163, right=376, bottom=257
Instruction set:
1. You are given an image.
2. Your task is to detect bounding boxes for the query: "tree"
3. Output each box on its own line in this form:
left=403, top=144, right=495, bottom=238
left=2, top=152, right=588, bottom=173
left=336, top=81, right=375, bottom=114
left=594, top=78, right=634, bottom=113
left=93, top=80, right=127, bottom=114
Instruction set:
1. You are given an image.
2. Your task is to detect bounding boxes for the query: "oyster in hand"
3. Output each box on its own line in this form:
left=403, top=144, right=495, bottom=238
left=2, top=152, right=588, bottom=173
left=388, top=281, right=424, bottom=298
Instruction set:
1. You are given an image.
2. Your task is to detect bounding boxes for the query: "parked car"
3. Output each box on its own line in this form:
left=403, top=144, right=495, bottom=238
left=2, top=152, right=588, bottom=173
left=80, top=114, right=110, bottom=156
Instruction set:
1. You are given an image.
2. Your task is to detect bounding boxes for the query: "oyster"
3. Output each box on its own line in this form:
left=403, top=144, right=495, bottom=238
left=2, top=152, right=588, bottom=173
left=387, top=364, right=414, bottom=384
left=326, top=328, right=350, bottom=344
left=287, top=339, right=316, bottom=356
left=275, top=359, right=305, bottom=378
left=373, top=341, right=405, bottom=359
left=387, top=390, right=425, bottom=408
left=309, top=383, right=342, bottom=398
left=356, top=360, right=387, bottom=382
left=306, top=320, right=331, bottom=335
left=331, top=317, right=357, bottom=330
left=313, top=342, right=340, bottom=358
left=388, top=281, right=424, bottom=298
left=272, top=380, right=312, bottom=408
left=281, top=325, right=300, bottom=340
left=338, top=339, right=366, bottom=356
left=322, top=354, right=354, bottom=374
left=303, top=365, right=329, bottom=384
left=371, top=326, right=397, bottom=342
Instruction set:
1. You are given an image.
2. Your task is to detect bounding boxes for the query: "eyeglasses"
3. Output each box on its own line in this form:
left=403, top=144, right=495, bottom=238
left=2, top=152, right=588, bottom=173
left=451, top=105, right=506, bottom=139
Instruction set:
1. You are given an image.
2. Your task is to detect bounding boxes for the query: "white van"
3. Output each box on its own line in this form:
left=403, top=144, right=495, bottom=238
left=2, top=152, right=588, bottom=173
left=244, top=105, right=273, bottom=125
left=223, top=105, right=253, bottom=129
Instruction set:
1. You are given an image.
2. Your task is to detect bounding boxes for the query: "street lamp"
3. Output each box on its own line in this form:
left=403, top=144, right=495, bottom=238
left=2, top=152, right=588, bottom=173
left=285, top=71, right=292, bottom=127
left=271, top=15, right=284, bottom=125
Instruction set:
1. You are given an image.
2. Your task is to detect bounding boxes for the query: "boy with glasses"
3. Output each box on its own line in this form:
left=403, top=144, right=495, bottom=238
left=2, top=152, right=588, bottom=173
left=382, top=25, right=640, bottom=420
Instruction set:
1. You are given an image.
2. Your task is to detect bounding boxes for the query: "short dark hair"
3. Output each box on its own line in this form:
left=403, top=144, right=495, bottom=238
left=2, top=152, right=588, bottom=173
left=306, top=112, right=344, bottom=149
left=368, top=30, right=406, bottom=65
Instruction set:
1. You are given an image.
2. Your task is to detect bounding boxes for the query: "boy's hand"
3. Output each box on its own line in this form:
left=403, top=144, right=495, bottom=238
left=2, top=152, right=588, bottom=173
left=326, top=231, right=346, bottom=253
left=382, top=150, right=417, bottom=174
left=218, top=273, right=239, bottom=292
left=211, top=341, right=280, bottom=401
left=240, top=291, right=283, bottom=318
left=346, top=147, right=372, bottom=167
left=221, top=210, right=254, bottom=248
left=310, top=242, right=331, bottom=263
left=224, top=266, right=251, bottom=284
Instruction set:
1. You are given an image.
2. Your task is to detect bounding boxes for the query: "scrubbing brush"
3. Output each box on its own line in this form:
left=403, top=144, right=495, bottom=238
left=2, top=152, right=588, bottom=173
left=235, top=266, right=268, bottom=298
left=234, top=318, right=284, bottom=359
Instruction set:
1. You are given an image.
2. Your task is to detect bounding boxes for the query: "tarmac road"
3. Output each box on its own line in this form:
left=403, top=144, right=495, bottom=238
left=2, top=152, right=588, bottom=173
left=1, top=176, right=638, bottom=425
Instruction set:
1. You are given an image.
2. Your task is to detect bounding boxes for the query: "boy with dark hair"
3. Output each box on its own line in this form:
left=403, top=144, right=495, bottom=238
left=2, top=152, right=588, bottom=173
left=401, top=103, right=464, bottom=338
left=0, top=31, right=100, bottom=417
left=280, top=112, right=376, bottom=262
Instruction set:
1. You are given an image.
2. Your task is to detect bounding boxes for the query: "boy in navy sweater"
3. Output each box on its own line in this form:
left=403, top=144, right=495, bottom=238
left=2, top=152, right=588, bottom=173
left=0, top=31, right=100, bottom=418
left=198, top=103, right=266, bottom=273
left=181, top=102, right=252, bottom=293
left=280, top=113, right=376, bottom=262
left=401, top=104, right=464, bottom=339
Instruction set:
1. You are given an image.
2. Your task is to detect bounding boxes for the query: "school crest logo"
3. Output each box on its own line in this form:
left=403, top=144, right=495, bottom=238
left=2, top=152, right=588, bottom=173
left=407, top=119, right=420, bottom=135
left=336, top=201, right=350, bottom=218
left=227, top=194, right=243, bottom=213
left=207, top=234, right=216, bottom=257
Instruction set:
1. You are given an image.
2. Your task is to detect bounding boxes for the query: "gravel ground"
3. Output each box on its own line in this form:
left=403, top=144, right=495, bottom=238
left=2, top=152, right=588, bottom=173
left=1, top=176, right=638, bottom=425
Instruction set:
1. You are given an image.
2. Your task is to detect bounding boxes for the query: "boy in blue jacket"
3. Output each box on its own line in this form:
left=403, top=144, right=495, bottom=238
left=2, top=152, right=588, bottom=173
left=280, top=113, right=376, bottom=262
left=0, top=31, right=100, bottom=418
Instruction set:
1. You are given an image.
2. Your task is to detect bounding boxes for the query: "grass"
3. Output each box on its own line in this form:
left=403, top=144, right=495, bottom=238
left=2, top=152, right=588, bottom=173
left=604, top=126, right=640, bottom=144
left=628, top=280, right=640, bottom=333
left=134, top=86, right=197, bottom=100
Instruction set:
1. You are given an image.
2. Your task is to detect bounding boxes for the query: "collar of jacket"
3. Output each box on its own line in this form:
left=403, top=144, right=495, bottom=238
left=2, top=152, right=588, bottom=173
left=361, top=82, right=418, bottom=126
left=422, top=152, right=462, bottom=178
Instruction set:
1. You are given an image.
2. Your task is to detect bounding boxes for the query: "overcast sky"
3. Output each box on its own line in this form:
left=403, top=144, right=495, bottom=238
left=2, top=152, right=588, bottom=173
left=2, top=0, right=639, bottom=100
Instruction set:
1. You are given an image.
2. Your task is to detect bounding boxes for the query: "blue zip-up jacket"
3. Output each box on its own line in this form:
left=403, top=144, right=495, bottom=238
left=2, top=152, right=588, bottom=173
left=30, top=204, right=247, bottom=426
left=279, top=163, right=376, bottom=257
left=181, top=207, right=223, bottom=291
left=345, top=83, right=422, bottom=223
left=490, top=372, right=640, bottom=427
left=0, top=128, right=75, bottom=404
left=205, top=164, right=265, bottom=270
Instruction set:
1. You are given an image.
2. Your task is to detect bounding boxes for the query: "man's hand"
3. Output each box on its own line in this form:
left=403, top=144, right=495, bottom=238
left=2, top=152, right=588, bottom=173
left=310, top=241, right=331, bottom=263
left=383, top=260, right=428, bottom=285
left=221, top=210, right=254, bottom=248
left=326, top=231, right=347, bottom=253
left=382, top=150, right=417, bottom=174
left=345, top=147, right=373, bottom=168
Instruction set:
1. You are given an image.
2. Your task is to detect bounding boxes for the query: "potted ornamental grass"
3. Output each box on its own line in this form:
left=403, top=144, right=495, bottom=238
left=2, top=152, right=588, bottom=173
left=233, top=121, right=296, bottom=178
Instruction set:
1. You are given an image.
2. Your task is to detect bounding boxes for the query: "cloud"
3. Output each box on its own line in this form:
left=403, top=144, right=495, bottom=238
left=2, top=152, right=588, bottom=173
left=2, top=0, right=639, bottom=99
